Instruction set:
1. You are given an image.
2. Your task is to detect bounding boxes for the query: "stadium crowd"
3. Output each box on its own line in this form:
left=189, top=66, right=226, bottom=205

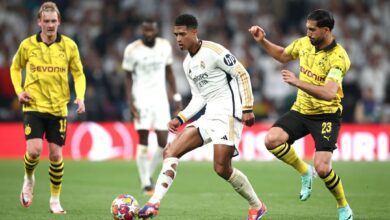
left=1, top=0, right=389, bottom=123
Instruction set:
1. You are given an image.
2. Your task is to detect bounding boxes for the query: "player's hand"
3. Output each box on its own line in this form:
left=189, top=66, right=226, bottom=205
left=248, top=26, right=266, bottom=43
left=242, top=111, right=255, bottom=127
left=167, top=117, right=181, bottom=134
left=74, top=99, right=85, bottom=114
left=17, top=91, right=32, bottom=104
left=281, top=69, right=299, bottom=87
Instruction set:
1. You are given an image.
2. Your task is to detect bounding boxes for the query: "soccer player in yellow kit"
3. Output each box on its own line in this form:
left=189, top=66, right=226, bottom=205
left=10, top=1, right=86, bottom=214
left=249, top=9, right=353, bottom=220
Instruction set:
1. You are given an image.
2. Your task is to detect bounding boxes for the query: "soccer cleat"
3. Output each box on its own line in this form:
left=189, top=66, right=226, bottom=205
left=300, top=166, right=316, bottom=201
left=20, top=175, right=35, bottom=208
left=138, top=202, right=160, bottom=219
left=50, top=200, right=67, bottom=214
left=247, top=201, right=267, bottom=220
left=338, top=205, right=353, bottom=220
left=143, top=185, right=155, bottom=196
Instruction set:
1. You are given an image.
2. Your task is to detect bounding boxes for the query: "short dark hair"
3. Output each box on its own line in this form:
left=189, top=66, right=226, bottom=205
left=175, top=14, right=198, bottom=29
left=142, top=17, right=157, bottom=25
left=307, top=9, right=334, bottom=30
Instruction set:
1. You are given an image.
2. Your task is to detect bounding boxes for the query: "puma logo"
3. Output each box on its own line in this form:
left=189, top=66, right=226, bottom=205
left=323, top=135, right=331, bottom=141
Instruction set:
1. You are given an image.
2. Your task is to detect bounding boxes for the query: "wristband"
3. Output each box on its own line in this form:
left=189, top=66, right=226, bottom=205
left=175, top=115, right=184, bottom=125
left=242, top=109, right=253, bottom=114
left=173, top=93, right=182, bottom=102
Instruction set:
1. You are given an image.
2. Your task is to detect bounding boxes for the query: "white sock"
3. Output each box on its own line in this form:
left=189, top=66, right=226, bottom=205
left=136, top=144, right=151, bottom=188
left=149, top=146, right=164, bottom=178
left=228, top=168, right=261, bottom=209
left=149, top=157, right=179, bottom=203
left=50, top=195, right=60, bottom=203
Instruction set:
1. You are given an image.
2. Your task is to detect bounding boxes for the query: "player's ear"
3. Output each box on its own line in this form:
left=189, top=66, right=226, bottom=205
left=191, top=28, right=198, bottom=35
left=323, top=26, right=330, bottom=33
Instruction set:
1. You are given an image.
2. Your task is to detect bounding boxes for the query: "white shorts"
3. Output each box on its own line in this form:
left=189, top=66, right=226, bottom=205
left=135, top=103, right=170, bottom=130
left=188, top=114, right=243, bottom=156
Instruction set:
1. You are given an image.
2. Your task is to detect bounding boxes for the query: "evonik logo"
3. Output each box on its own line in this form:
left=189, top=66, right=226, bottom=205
left=30, top=64, right=66, bottom=73
left=300, top=66, right=325, bottom=82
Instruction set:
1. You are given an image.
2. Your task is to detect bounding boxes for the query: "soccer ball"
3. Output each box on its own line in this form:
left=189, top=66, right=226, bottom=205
left=110, top=194, right=139, bottom=220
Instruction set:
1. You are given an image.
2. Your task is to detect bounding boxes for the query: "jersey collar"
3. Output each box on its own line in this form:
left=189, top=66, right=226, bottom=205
left=315, top=39, right=336, bottom=53
left=189, top=40, right=202, bottom=57
left=36, top=31, right=62, bottom=46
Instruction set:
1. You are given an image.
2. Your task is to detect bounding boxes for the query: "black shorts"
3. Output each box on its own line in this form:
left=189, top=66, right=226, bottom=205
left=23, top=111, right=67, bottom=146
left=273, top=110, right=341, bottom=152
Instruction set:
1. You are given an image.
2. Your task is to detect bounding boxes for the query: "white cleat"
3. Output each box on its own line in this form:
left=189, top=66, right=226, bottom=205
left=50, top=199, right=67, bottom=214
left=20, top=175, right=35, bottom=208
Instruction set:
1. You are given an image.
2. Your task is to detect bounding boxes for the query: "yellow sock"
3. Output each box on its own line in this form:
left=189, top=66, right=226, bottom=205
left=24, top=152, right=39, bottom=177
left=49, top=159, right=64, bottom=197
left=270, top=143, right=308, bottom=175
left=322, top=169, right=348, bottom=208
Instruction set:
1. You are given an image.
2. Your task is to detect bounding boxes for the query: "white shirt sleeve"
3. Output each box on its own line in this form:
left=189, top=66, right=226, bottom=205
left=122, top=44, right=135, bottom=72
left=177, top=72, right=206, bottom=122
left=216, top=51, right=254, bottom=111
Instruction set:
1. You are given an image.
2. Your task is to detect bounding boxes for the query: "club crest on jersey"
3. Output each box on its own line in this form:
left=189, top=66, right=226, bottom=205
left=25, top=124, right=31, bottom=135
left=223, top=54, right=236, bottom=66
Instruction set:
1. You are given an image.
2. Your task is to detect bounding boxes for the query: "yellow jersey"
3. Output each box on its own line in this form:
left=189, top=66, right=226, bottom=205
left=10, top=33, right=86, bottom=117
left=285, top=36, right=351, bottom=115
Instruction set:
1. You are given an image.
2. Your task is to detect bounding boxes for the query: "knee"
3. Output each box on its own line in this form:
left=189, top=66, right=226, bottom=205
left=26, top=142, right=42, bottom=159
left=49, top=151, right=63, bottom=162
left=163, top=143, right=175, bottom=158
left=213, top=163, right=231, bottom=180
left=314, top=163, right=331, bottom=178
left=27, top=147, right=42, bottom=160
left=27, top=150, right=40, bottom=160
left=49, top=154, right=62, bottom=162
left=264, top=133, right=282, bottom=150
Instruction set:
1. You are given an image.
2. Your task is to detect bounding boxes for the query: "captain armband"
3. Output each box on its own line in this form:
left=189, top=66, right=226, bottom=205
left=327, top=67, right=343, bottom=84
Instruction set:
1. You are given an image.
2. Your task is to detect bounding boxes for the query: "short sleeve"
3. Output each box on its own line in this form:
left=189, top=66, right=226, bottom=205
left=284, top=37, right=303, bottom=60
left=122, top=45, right=135, bottom=72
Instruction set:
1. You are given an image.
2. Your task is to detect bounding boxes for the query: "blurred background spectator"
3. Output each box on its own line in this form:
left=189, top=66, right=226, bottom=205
left=0, top=0, right=389, bottom=123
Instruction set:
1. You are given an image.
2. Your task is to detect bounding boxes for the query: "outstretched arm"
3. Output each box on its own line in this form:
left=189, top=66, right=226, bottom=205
left=248, top=25, right=294, bottom=63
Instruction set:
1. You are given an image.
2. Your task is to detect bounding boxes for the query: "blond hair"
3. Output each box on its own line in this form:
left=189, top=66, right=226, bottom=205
left=37, top=1, right=61, bottom=20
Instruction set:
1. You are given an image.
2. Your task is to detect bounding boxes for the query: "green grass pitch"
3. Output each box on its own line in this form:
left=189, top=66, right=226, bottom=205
left=0, top=160, right=389, bottom=219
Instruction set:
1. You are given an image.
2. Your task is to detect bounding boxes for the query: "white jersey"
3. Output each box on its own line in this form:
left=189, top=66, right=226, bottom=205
left=177, top=40, right=254, bottom=123
left=122, top=37, right=173, bottom=107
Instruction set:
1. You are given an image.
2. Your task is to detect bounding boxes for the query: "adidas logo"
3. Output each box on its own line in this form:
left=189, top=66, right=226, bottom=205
left=221, top=135, right=228, bottom=140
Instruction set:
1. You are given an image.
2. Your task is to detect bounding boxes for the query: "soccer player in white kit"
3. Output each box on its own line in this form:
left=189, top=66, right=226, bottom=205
left=122, top=18, right=182, bottom=195
left=138, top=14, right=267, bottom=220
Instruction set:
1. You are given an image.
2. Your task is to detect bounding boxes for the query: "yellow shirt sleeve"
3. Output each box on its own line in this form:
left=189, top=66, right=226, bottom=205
left=10, top=41, right=27, bottom=95
left=284, top=37, right=304, bottom=60
left=69, top=42, right=86, bottom=101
